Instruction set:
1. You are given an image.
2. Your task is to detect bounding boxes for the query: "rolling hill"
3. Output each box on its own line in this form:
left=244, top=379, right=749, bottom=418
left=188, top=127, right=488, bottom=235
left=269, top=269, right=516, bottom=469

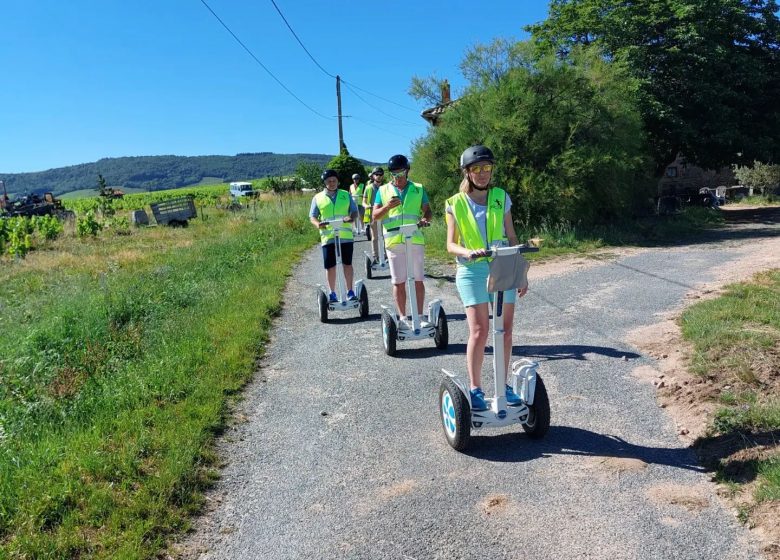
left=1, top=152, right=371, bottom=197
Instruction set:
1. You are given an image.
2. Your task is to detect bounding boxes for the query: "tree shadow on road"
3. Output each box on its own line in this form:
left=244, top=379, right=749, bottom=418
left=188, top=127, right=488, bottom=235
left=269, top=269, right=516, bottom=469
left=464, top=426, right=704, bottom=473
left=510, top=344, right=642, bottom=361
left=391, top=343, right=468, bottom=359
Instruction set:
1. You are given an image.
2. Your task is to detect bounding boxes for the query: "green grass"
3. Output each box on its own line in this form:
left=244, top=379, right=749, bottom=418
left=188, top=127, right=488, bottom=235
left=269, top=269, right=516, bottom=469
left=0, top=196, right=317, bottom=558
left=681, top=269, right=780, bottom=505
left=726, top=194, right=780, bottom=206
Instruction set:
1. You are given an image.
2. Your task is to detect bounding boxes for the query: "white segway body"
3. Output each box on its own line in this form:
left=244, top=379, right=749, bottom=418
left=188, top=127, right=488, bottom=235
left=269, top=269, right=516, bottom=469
left=439, top=244, right=550, bottom=451
left=380, top=223, right=448, bottom=356
left=315, top=220, right=369, bottom=322
left=364, top=218, right=390, bottom=279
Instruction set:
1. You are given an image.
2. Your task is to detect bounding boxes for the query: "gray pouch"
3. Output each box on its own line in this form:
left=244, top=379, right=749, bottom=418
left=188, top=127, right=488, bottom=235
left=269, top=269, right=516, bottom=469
left=487, top=252, right=530, bottom=293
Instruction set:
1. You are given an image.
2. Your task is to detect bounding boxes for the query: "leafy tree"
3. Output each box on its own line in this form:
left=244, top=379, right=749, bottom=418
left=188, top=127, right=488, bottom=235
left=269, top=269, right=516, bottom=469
left=527, top=0, right=780, bottom=172
left=733, top=161, right=780, bottom=195
left=96, top=173, right=115, bottom=217
left=294, top=161, right=324, bottom=188
left=411, top=41, right=652, bottom=229
left=326, top=147, right=368, bottom=191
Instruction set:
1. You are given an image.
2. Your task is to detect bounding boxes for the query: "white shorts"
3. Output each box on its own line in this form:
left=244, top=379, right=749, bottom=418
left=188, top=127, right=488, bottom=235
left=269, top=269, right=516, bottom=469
left=387, top=243, right=425, bottom=284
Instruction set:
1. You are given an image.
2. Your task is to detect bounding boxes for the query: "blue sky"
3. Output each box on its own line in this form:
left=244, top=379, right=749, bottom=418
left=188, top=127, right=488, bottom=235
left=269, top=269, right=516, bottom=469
left=0, top=1, right=550, bottom=174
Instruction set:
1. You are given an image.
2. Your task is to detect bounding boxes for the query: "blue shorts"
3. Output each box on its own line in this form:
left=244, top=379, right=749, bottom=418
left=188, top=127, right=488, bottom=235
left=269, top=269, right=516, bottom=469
left=455, top=261, right=517, bottom=307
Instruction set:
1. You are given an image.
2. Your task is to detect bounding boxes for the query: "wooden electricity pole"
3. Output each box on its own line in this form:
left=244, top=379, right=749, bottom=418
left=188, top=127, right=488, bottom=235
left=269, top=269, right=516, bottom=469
left=336, top=75, right=344, bottom=153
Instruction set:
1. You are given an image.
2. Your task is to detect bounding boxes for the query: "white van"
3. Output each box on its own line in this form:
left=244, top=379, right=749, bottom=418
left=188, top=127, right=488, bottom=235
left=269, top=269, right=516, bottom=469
left=229, top=181, right=255, bottom=197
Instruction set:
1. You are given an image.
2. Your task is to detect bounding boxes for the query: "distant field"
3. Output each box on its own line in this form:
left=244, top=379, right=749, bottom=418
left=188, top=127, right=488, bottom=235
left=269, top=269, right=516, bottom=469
left=60, top=187, right=150, bottom=199
left=190, top=176, right=225, bottom=186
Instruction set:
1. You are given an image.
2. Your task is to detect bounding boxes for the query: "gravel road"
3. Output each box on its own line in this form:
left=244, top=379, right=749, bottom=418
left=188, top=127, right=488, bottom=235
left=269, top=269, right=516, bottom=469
left=181, top=213, right=779, bottom=560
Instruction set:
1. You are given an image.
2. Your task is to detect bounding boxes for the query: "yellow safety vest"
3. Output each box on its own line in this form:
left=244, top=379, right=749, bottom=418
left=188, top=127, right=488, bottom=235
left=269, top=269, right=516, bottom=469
left=351, top=183, right=365, bottom=205
left=363, top=184, right=377, bottom=223
left=379, top=181, right=425, bottom=248
left=315, top=189, right=354, bottom=246
left=447, top=188, right=508, bottom=262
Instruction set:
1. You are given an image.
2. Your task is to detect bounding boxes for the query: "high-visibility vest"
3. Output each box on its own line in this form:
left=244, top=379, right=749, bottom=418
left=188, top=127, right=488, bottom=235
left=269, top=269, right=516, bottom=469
left=379, top=181, right=425, bottom=248
left=447, top=188, right=508, bottom=262
left=363, top=184, right=377, bottom=222
left=351, top=183, right=365, bottom=205
left=314, top=189, right=354, bottom=246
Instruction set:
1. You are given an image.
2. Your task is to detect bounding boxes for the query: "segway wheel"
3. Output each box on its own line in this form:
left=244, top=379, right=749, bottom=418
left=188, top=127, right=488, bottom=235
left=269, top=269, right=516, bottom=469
left=440, top=377, right=471, bottom=451
left=522, top=375, right=550, bottom=439
left=317, top=290, right=328, bottom=323
left=359, top=285, right=369, bottom=318
left=365, top=254, right=373, bottom=279
left=434, top=308, right=449, bottom=349
left=381, top=310, right=397, bottom=356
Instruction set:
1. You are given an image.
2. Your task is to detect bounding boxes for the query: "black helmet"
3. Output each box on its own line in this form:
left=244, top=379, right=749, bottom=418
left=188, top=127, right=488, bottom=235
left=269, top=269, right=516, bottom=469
left=371, top=166, right=384, bottom=175
left=460, top=145, right=494, bottom=169
left=387, top=154, right=410, bottom=171
left=321, top=169, right=338, bottom=182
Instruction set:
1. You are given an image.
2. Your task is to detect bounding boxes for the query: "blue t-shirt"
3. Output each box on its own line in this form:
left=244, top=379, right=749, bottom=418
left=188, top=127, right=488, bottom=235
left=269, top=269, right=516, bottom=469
left=372, top=181, right=430, bottom=206
left=309, top=189, right=359, bottom=219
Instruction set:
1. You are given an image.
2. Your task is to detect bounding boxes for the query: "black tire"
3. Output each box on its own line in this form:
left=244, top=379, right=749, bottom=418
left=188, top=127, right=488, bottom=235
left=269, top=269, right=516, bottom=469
left=359, top=285, right=369, bottom=318
left=440, top=377, right=471, bottom=451
left=522, top=375, right=550, bottom=439
left=434, top=308, right=448, bottom=349
left=365, top=254, right=373, bottom=279
left=317, top=290, right=328, bottom=323
left=382, top=310, right=397, bottom=356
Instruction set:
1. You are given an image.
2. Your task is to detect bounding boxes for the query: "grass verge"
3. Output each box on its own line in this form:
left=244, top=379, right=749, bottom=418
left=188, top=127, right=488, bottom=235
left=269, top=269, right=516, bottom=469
left=0, top=197, right=316, bottom=558
left=681, top=270, right=780, bottom=513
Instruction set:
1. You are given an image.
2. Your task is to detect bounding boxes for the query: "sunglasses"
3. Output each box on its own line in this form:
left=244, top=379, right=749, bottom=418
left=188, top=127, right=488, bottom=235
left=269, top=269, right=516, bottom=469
left=468, top=164, right=494, bottom=173
left=390, top=169, right=407, bottom=178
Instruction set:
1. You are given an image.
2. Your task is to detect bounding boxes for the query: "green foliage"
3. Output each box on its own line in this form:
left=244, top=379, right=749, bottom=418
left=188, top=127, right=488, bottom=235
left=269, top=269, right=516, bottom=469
left=411, top=41, right=652, bottom=229
left=260, top=176, right=301, bottom=194
left=106, top=216, right=131, bottom=236
left=0, top=215, right=64, bottom=259
left=733, top=161, right=780, bottom=195
left=5, top=219, right=32, bottom=258
left=76, top=211, right=102, bottom=237
left=34, top=214, right=63, bottom=240
left=326, top=153, right=368, bottom=191
left=294, top=160, right=324, bottom=188
left=527, top=0, right=780, bottom=171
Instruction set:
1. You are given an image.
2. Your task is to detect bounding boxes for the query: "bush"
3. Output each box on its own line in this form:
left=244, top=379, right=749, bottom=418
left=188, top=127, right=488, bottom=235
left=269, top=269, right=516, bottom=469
left=326, top=149, right=368, bottom=191
left=76, top=211, right=102, bottom=237
left=34, top=215, right=64, bottom=241
left=411, top=41, right=653, bottom=229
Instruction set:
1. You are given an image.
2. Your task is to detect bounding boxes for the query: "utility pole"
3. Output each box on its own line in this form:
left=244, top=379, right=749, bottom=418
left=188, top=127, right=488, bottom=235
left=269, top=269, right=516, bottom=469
left=336, top=75, right=344, bottom=153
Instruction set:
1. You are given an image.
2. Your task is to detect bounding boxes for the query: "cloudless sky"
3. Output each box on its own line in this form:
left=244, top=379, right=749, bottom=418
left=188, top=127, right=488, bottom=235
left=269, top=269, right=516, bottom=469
left=0, top=1, right=551, bottom=174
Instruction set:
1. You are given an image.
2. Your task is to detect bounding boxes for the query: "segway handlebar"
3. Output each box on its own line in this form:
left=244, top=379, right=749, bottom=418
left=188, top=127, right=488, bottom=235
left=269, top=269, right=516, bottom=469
left=384, top=221, right=431, bottom=234
left=470, top=244, right=540, bottom=259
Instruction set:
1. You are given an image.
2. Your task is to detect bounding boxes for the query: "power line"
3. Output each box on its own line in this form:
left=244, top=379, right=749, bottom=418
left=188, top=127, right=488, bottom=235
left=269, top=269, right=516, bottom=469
left=348, top=116, right=417, bottom=140
left=340, top=78, right=419, bottom=113
left=267, top=0, right=420, bottom=115
left=343, top=82, right=419, bottom=126
left=269, top=0, right=336, bottom=79
left=199, top=0, right=332, bottom=121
